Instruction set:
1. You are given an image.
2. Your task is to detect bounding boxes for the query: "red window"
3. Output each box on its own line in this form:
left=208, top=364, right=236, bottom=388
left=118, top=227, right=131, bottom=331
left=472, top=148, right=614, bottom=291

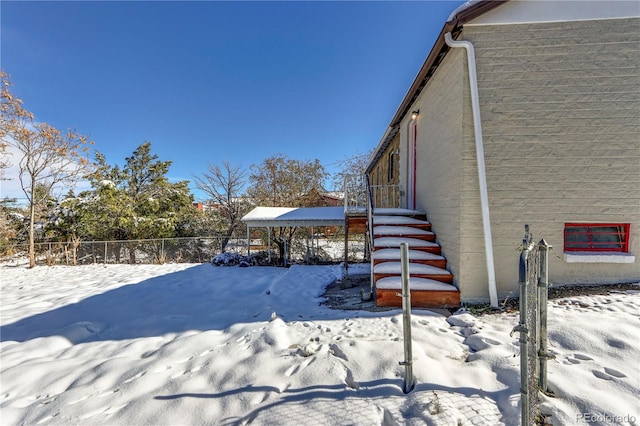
left=564, top=223, right=630, bottom=252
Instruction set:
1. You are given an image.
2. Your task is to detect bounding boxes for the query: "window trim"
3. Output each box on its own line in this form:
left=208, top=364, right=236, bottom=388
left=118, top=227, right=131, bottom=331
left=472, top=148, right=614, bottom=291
left=563, top=223, right=630, bottom=253
left=387, top=151, right=395, bottom=182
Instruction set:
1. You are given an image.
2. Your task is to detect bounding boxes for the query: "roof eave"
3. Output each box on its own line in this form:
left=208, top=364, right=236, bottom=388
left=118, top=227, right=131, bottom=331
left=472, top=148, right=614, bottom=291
left=389, top=0, right=508, bottom=129
left=366, top=0, right=509, bottom=172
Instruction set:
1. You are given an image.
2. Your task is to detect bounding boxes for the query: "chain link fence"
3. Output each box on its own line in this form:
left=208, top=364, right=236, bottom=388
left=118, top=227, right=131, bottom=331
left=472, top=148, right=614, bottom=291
left=513, top=225, right=552, bottom=425
left=3, top=233, right=366, bottom=267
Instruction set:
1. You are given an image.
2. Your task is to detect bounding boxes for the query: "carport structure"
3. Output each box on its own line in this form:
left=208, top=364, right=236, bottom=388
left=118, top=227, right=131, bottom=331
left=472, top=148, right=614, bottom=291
left=241, top=206, right=347, bottom=263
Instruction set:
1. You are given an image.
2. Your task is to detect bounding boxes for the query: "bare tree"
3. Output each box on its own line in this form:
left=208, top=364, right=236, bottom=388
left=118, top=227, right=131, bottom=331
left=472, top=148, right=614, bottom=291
left=247, top=154, right=327, bottom=263
left=194, top=161, right=249, bottom=251
left=1, top=72, right=93, bottom=267
left=330, top=149, right=372, bottom=192
left=1, top=71, right=33, bottom=173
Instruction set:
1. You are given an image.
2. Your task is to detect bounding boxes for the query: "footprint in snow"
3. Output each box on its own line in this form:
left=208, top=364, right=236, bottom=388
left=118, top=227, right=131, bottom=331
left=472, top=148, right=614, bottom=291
left=328, top=343, right=349, bottom=362
left=251, top=391, right=271, bottom=406
left=593, top=370, right=615, bottom=381
left=284, top=357, right=315, bottom=377
left=79, top=403, right=129, bottom=420
left=140, top=350, right=157, bottom=359
left=150, top=365, right=172, bottom=374
left=177, top=356, right=195, bottom=364
left=122, top=371, right=147, bottom=385
left=36, top=412, right=60, bottom=424
left=98, top=388, right=120, bottom=398
left=604, top=367, right=627, bottom=378
left=67, top=394, right=90, bottom=406
left=344, top=367, right=358, bottom=390
left=574, top=353, right=594, bottom=361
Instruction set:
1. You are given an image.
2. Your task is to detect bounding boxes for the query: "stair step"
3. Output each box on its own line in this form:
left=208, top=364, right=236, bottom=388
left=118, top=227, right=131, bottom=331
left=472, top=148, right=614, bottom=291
left=375, top=277, right=460, bottom=308
left=373, top=208, right=424, bottom=217
left=374, top=262, right=453, bottom=284
left=374, top=237, right=440, bottom=254
left=376, top=276, right=456, bottom=291
left=373, top=225, right=433, bottom=235
left=373, top=248, right=445, bottom=262
left=373, top=226, right=435, bottom=240
left=370, top=209, right=456, bottom=307
left=373, top=216, right=431, bottom=228
left=373, top=261, right=449, bottom=275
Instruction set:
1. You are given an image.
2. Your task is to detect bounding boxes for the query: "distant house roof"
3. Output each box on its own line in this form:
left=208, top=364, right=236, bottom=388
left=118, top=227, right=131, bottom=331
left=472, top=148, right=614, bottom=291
left=241, top=206, right=345, bottom=228
left=367, top=0, right=508, bottom=172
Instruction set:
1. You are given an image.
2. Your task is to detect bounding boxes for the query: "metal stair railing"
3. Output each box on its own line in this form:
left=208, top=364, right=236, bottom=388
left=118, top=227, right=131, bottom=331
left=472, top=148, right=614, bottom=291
left=343, top=174, right=367, bottom=215
left=366, top=174, right=376, bottom=295
left=370, top=184, right=401, bottom=209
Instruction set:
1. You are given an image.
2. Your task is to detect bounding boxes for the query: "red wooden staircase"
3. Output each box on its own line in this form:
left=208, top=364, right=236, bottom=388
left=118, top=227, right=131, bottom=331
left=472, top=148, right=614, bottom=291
left=371, top=209, right=460, bottom=308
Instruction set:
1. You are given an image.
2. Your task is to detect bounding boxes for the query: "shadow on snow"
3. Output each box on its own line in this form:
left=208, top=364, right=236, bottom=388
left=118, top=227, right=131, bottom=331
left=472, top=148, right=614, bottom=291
left=0, top=264, right=350, bottom=344
left=155, top=379, right=512, bottom=425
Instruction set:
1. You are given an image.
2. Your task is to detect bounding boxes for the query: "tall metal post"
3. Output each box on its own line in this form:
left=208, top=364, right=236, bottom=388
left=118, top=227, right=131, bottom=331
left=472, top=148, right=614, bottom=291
left=311, top=226, right=315, bottom=258
left=246, top=227, right=251, bottom=257
left=268, top=227, right=271, bottom=264
left=537, top=239, right=552, bottom=393
left=517, top=264, right=529, bottom=424
left=513, top=226, right=531, bottom=425
left=399, top=243, right=415, bottom=394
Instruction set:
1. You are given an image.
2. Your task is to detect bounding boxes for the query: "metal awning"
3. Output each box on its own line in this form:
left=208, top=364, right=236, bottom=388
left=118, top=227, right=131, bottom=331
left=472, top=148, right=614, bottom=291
left=241, top=206, right=345, bottom=228
left=241, top=206, right=346, bottom=263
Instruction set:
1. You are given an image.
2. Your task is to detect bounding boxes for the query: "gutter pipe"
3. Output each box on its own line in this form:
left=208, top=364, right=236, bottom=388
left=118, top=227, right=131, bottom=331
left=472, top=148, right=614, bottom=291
left=444, top=32, right=498, bottom=307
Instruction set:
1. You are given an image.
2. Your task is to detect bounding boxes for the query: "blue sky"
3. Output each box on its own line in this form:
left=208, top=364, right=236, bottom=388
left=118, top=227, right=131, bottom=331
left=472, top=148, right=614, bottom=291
left=1, top=0, right=462, bottom=201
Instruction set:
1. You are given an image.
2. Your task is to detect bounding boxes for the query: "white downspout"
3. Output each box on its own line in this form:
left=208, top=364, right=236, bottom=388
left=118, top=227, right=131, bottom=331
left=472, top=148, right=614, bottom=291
left=445, top=32, right=498, bottom=307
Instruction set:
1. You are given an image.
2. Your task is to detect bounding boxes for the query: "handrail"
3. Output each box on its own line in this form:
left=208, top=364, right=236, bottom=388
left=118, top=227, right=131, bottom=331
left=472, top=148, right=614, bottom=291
left=370, top=184, right=401, bottom=208
left=343, top=174, right=367, bottom=215
left=365, top=174, right=375, bottom=294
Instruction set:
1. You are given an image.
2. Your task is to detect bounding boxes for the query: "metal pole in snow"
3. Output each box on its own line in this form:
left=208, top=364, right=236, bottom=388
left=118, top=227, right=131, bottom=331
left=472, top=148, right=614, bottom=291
left=538, top=239, right=552, bottom=393
left=246, top=227, right=250, bottom=257
left=399, top=242, right=415, bottom=393
left=268, top=227, right=271, bottom=264
left=513, top=236, right=530, bottom=425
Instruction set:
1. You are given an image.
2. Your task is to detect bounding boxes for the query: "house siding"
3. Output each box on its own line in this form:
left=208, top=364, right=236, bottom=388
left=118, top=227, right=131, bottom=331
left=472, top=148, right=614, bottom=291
left=460, top=17, right=640, bottom=297
left=406, top=49, right=466, bottom=293
left=369, top=132, right=401, bottom=207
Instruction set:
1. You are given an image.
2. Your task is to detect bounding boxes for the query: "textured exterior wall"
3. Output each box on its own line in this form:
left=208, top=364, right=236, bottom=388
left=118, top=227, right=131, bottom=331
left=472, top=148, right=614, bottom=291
left=369, top=132, right=401, bottom=208
left=460, top=17, right=640, bottom=299
left=406, top=49, right=466, bottom=292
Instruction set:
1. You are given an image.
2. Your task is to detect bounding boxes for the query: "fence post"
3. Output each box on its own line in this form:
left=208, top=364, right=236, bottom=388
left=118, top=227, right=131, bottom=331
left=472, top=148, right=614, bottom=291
left=161, top=239, right=165, bottom=264
left=537, top=238, right=552, bottom=393
left=104, top=241, right=108, bottom=265
left=399, top=243, right=415, bottom=394
left=513, top=225, right=531, bottom=425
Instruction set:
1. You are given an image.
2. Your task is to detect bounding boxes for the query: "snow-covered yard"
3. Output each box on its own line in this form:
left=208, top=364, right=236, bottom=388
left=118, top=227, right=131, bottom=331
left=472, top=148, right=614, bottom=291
left=0, top=263, right=638, bottom=425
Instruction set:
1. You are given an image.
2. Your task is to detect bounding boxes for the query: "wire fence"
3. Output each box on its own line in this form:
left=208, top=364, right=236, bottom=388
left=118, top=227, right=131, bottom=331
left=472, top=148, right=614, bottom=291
left=514, top=225, right=552, bottom=426
left=2, top=234, right=367, bottom=267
